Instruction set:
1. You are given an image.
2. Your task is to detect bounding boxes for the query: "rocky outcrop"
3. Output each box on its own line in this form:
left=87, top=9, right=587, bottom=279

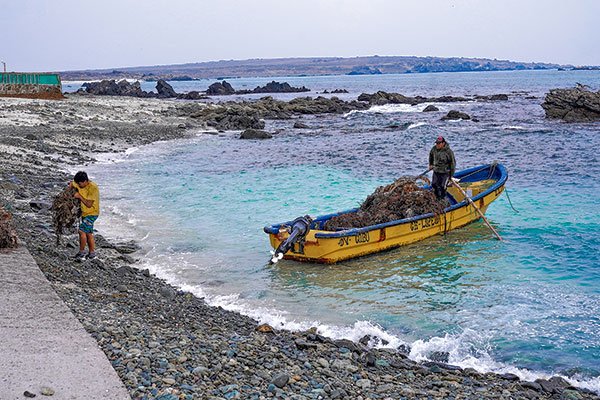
left=207, top=80, right=310, bottom=95
left=323, top=89, right=349, bottom=94
left=357, top=91, right=469, bottom=106
left=83, top=80, right=149, bottom=97
left=476, top=94, right=509, bottom=101
left=249, top=81, right=309, bottom=94
left=187, top=96, right=369, bottom=127
left=81, top=79, right=178, bottom=98
left=441, top=110, right=471, bottom=120
left=156, top=79, right=177, bottom=98
left=206, top=81, right=235, bottom=95
left=240, top=129, right=272, bottom=139
left=541, top=85, right=600, bottom=122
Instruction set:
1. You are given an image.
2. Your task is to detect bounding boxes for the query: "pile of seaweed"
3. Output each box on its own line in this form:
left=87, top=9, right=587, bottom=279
left=51, top=186, right=81, bottom=244
left=324, top=177, right=445, bottom=231
left=0, top=207, right=18, bottom=248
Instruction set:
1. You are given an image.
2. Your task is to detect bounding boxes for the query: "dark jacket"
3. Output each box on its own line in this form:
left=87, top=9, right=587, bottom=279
left=429, top=144, right=456, bottom=176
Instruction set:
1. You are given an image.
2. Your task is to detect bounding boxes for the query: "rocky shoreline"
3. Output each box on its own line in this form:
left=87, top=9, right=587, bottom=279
left=1, top=95, right=598, bottom=399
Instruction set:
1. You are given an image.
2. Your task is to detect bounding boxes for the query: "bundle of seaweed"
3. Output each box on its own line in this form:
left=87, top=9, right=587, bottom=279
left=51, top=186, right=81, bottom=244
left=0, top=207, right=18, bottom=248
left=323, top=177, right=445, bottom=231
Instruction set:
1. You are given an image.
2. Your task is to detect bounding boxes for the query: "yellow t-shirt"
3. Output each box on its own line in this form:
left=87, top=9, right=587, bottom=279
left=72, top=180, right=100, bottom=217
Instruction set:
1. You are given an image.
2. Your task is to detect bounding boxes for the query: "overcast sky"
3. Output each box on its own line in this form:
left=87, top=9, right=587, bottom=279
left=2, top=0, right=599, bottom=72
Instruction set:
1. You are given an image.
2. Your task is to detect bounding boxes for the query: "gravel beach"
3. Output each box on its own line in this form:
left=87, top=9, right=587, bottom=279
left=1, top=94, right=598, bottom=400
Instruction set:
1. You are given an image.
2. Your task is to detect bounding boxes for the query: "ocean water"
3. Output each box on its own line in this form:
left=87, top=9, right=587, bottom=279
left=86, top=70, right=600, bottom=391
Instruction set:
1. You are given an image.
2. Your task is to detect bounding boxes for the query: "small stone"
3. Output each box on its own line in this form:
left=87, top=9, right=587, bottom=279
left=159, top=287, right=176, bottom=299
left=272, top=373, right=289, bottom=388
left=23, top=391, right=36, bottom=398
left=356, top=379, right=371, bottom=389
left=256, top=323, right=274, bottom=333
left=192, top=366, right=209, bottom=376
left=40, top=387, right=55, bottom=396
left=317, top=358, right=329, bottom=368
left=162, top=377, right=176, bottom=385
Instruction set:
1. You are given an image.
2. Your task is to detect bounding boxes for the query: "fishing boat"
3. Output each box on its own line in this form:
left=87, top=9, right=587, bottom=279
left=264, top=163, right=508, bottom=264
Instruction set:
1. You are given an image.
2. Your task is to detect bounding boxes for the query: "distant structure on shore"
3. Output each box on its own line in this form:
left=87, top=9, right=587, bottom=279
left=0, top=72, right=64, bottom=100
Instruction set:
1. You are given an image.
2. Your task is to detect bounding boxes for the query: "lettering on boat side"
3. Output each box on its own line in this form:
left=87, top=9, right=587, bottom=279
left=355, top=232, right=370, bottom=244
left=410, top=216, right=441, bottom=232
left=338, top=237, right=350, bottom=247
left=337, top=232, right=370, bottom=247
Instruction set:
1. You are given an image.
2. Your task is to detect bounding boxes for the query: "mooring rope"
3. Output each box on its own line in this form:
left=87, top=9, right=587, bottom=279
left=504, top=188, right=519, bottom=214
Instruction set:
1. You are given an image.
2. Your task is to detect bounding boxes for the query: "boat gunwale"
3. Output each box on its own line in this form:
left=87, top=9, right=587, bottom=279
left=264, top=163, right=507, bottom=238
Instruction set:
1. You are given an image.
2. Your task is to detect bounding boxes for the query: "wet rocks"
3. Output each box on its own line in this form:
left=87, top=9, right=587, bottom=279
left=442, top=110, right=472, bottom=120
left=357, top=91, right=469, bottom=106
left=293, top=121, right=310, bottom=129
left=423, top=104, right=439, bottom=112
left=541, top=85, right=600, bottom=122
left=476, top=94, right=509, bottom=101
left=240, top=129, right=272, bottom=139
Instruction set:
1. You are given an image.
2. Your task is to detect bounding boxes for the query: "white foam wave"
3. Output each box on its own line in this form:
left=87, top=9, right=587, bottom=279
left=407, top=122, right=428, bottom=130
left=344, top=103, right=449, bottom=117
left=410, top=330, right=600, bottom=393
left=504, top=125, right=526, bottom=130
left=93, top=146, right=140, bottom=165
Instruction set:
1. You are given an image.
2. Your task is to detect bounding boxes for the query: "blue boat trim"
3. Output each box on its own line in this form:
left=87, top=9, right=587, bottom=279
left=263, top=163, right=508, bottom=238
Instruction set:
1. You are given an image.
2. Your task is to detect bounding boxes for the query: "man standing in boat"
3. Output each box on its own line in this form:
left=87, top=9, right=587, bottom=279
left=428, top=136, right=456, bottom=200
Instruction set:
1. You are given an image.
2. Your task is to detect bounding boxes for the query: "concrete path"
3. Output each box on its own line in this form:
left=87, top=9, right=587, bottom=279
left=0, top=247, right=130, bottom=400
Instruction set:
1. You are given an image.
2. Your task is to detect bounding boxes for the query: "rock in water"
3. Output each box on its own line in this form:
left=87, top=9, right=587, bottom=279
left=0, top=208, right=19, bottom=248
left=156, top=79, right=177, bottom=98
left=541, top=85, right=600, bottom=122
left=442, top=110, right=471, bottom=120
left=51, top=186, right=81, bottom=245
left=422, top=105, right=439, bottom=112
left=239, top=129, right=272, bottom=139
left=206, top=81, right=235, bottom=95
left=323, top=177, right=445, bottom=230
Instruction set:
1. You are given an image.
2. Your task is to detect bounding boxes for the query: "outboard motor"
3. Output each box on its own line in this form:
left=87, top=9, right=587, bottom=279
left=270, top=215, right=313, bottom=264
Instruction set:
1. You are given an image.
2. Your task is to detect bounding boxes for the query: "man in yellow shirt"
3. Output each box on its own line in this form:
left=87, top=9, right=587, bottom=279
left=70, top=171, right=100, bottom=260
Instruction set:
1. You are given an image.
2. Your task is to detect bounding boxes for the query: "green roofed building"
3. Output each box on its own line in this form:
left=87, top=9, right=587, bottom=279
left=0, top=72, right=63, bottom=99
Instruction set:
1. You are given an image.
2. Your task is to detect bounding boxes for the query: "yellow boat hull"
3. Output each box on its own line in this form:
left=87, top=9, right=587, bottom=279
left=265, top=164, right=507, bottom=264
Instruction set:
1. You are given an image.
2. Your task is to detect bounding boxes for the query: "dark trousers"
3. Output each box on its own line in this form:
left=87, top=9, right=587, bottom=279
left=432, top=172, right=450, bottom=200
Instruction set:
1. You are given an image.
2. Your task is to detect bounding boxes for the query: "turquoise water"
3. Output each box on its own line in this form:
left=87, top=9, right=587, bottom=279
left=88, top=70, right=600, bottom=391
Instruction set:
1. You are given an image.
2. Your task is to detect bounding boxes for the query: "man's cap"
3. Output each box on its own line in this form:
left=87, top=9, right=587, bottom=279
left=435, top=136, right=445, bottom=143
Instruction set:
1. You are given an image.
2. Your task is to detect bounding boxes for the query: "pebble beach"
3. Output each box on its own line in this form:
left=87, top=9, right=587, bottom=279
left=1, top=94, right=599, bottom=400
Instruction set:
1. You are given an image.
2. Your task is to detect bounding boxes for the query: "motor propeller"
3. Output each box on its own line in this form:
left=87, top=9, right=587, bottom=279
left=269, top=215, right=313, bottom=264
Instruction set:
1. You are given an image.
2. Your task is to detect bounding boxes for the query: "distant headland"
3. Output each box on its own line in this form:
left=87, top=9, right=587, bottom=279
left=58, top=55, right=594, bottom=81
